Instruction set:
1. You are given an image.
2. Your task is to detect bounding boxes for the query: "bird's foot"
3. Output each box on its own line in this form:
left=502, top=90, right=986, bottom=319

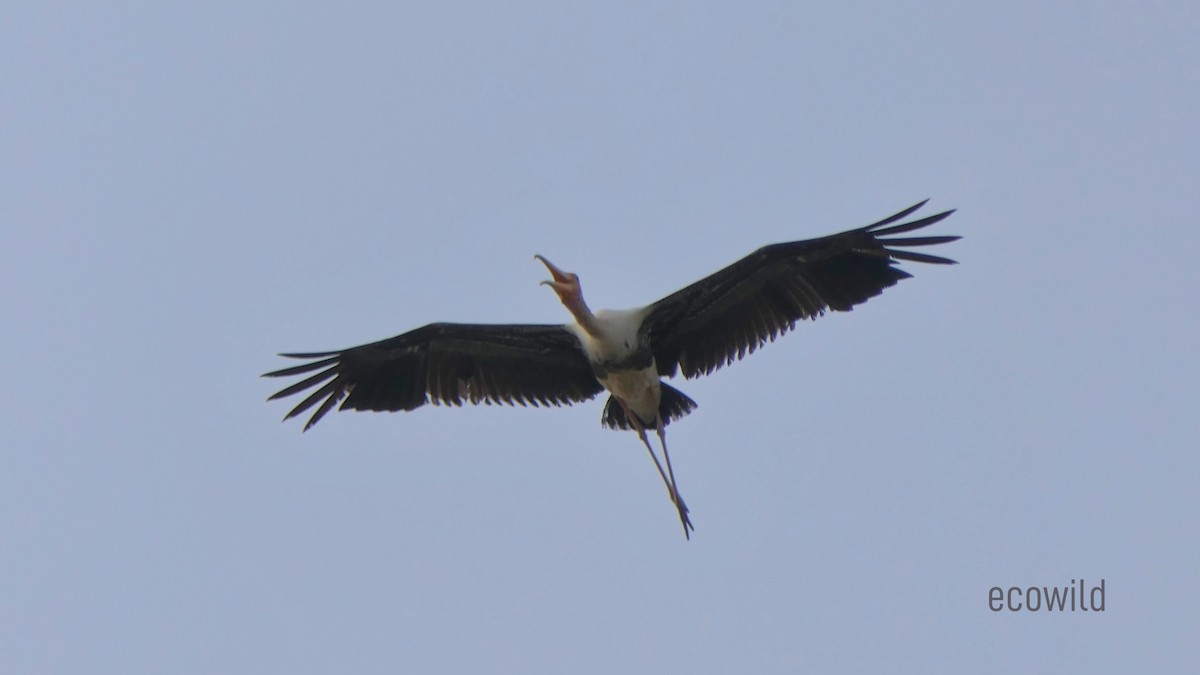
left=672, top=490, right=694, bottom=539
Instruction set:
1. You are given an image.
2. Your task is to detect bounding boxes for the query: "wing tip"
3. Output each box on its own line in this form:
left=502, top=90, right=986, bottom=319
left=278, top=350, right=341, bottom=359
left=865, top=199, right=932, bottom=230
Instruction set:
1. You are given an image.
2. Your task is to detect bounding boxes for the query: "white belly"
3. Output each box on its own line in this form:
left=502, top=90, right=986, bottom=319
left=600, top=364, right=662, bottom=425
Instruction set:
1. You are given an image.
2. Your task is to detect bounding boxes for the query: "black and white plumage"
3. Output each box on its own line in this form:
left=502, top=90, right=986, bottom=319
left=265, top=200, right=958, bottom=537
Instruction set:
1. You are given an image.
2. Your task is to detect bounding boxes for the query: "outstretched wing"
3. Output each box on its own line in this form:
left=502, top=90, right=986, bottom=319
left=644, top=200, right=958, bottom=379
left=264, top=322, right=603, bottom=430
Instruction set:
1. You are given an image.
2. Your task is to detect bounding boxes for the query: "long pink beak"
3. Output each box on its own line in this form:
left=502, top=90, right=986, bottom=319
left=534, top=254, right=572, bottom=285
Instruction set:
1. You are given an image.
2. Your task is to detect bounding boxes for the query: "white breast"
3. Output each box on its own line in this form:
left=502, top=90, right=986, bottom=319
left=565, top=306, right=661, bottom=424
left=567, top=306, right=650, bottom=363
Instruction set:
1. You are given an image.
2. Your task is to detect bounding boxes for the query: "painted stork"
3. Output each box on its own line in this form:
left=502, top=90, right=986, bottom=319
left=264, top=200, right=958, bottom=538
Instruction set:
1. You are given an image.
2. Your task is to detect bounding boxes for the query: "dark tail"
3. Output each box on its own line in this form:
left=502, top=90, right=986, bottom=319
left=601, top=382, right=697, bottom=431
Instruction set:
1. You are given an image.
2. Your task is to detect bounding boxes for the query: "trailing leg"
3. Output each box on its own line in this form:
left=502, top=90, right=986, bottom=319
left=616, top=399, right=693, bottom=538
left=655, top=415, right=692, bottom=538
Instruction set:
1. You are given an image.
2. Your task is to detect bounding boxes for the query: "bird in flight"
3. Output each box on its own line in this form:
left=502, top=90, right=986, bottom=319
left=264, top=200, right=958, bottom=538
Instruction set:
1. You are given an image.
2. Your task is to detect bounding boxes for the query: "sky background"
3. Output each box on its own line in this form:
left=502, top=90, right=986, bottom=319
left=3, top=1, right=1198, bottom=672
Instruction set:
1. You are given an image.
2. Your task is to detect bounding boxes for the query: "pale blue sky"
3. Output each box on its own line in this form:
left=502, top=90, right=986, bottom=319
left=3, top=1, right=1197, bottom=672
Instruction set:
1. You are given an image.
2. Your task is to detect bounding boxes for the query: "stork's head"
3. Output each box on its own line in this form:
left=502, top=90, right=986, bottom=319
left=536, top=254, right=600, bottom=335
left=535, top=254, right=584, bottom=308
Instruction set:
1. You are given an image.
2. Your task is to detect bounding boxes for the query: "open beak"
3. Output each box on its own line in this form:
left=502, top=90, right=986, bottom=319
left=534, top=254, right=572, bottom=288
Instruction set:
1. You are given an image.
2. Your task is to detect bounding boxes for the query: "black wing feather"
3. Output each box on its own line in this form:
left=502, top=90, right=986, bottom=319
left=644, top=201, right=958, bottom=378
left=264, top=323, right=603, bottom=430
